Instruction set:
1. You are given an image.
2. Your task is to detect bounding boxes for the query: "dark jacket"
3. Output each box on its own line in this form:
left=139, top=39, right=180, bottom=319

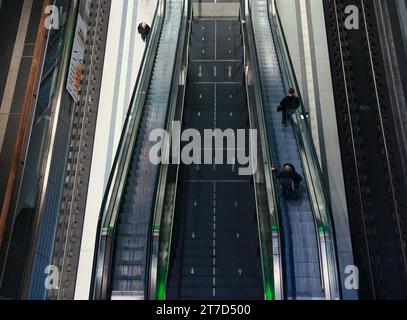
left=273, top=165, right=303, bottom=187
left=138, top=24, right=151, bottom=41
left=280, top=96, right=300, bottom=110
left=275, top=171, right=303, bottom=186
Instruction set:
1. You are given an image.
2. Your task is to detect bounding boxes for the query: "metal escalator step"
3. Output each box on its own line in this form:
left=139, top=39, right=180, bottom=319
left=178, top=266, right=262, bottom=278
left=176, top=258, right=261, bottom=269
left=111, top=280, right=145, bottom=292
left=167, top=276, right=262, bottom=289
left=176, top=288, right=262, bottom=300
left=115, top=236, right=148, bottom=250
left=284, top=262, right=322, bottom=279
left=175, top=247, right=258, bottom=258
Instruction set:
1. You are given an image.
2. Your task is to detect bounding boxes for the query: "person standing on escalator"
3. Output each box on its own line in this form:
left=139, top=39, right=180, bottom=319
left=278, top=88, right=300, bottom=127
left=138, top=22, right=151, bottom=43
left=272, top=163, right=303, bottom=198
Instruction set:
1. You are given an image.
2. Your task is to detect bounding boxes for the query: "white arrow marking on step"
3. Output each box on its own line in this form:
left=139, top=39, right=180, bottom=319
left=214, top=66, right=217, bottom=77
left=198, top=65, right=203, bottom=78
left=238, top=269, right=243, bottom=277
left=236, top=233, right=240, bottom=240
left=228, top=66, right=232, bottom=78
left=191, top=268, right=195, bottom=275
left=192, top=232, right=196, bottom=239
left=194, top=201, right=198, bottom=207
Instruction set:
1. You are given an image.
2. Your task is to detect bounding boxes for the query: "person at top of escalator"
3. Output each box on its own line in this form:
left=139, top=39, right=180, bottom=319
left=138, top=22, right=151, bottom=43
left=272, top=163, right=303, bottom=197
left=278, top=88, right=300, bottom=127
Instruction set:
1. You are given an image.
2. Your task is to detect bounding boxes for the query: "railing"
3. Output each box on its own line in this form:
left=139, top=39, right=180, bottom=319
left=90, top=0, right=165, bottom=300
left=268, top=0, right=341, bottom=300
left=148, top=0, right=190, bottom=300
left=243, top=0, right=284, bottom=300
left=153, top=0, right=192, bottom=301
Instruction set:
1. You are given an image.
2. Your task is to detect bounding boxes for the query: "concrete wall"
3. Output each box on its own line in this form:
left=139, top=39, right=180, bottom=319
left=275, top=0, right=357, bottom=300
left=74, top=0, right=158, bottom=300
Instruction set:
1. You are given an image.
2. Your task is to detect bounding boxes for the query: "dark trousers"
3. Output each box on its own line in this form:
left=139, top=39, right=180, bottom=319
left=141, top=33, right=150, bottom=43
left=282, top=108, right=295, bottom=124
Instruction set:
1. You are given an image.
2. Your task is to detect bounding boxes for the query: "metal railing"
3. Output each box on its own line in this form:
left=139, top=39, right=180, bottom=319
left=153, top=0, right=192, bottom=300
left=148, top=0, right=189, bottom=300
left=241, top=3, right=284, bottom=300
left=267, top=0, right=341, bottom=300
left=90, top=0, right=165, bottom=300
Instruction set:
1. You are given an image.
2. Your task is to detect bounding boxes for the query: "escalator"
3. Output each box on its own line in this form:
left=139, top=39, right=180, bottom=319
left=247, top=0, right=340, bottom=299
left=324, top=0, right=407, bottom=299
left=164, top=2, right=264, bottom=300
left=91, top=0, right=185, bottom=300
left=91, top=0, right=339, bottom=301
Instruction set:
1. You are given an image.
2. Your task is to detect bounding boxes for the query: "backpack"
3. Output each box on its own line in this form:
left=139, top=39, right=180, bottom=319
left=280, top=176, right=295, bottom=197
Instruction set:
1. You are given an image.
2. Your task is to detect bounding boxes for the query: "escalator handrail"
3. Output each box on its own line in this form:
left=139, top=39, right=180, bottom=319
left=148, top=0, right=190, bottom=300
left=90, top=0, right=165, bottom=300
left=267, top=0, right=341, bottom=299
left=241, top=4, right=284, bottom=300
left=153, top=0, right=192, bottom=300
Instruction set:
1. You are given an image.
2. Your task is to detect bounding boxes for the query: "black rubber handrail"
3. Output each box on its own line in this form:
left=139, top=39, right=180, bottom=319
left=147, top=0, right=189, bottom=300
left=153, top=0, right=192, bottom=300
left=244, top=0, right=284, bottom=300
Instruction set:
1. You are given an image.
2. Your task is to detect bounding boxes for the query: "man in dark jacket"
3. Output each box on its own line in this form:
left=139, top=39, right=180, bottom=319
left=138, top=22, right=151, bottom=42
left=279, top=88, right=300, bottom=127
left=272, top=163, right=303, bottom=197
